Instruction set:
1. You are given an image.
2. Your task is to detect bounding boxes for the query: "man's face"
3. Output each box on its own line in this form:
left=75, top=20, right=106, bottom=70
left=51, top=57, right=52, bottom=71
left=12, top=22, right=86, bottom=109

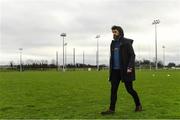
left=112, top=29, right=120, bottom=40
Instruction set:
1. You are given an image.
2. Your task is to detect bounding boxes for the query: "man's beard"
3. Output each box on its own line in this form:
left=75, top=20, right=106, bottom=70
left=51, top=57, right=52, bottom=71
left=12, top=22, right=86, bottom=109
left=113, top=35, right=120, bottom=40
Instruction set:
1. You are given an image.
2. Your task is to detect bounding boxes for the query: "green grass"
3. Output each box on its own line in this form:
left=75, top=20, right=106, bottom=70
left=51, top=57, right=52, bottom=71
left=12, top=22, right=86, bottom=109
left=0, top=70, right=180, bottom=119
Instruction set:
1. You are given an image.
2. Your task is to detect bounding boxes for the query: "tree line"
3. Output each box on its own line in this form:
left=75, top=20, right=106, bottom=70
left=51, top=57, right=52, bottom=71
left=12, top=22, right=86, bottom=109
left=1, top=59, right=179, bottom=71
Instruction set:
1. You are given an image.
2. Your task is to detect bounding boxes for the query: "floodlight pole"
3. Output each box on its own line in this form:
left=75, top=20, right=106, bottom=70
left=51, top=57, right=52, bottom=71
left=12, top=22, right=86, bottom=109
left=19, top=48, right=23, bottom=72
left=64, top=43, right=67, bottom=68
left=60, top=33, right=66, bottom=72
left=83, top=51, right=85, bottom=65
left=56, top=51, right=58, bottom=71
left=162, top=45, right=165, bottom=69
left=96, top=35, right=100, bottom=71
left=152, top=19, right=160, bottom=70
left=73, top=48, right=76, bottom=70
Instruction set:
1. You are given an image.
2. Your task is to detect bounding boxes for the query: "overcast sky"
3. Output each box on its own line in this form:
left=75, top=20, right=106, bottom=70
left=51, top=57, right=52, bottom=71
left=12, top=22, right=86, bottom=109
left=0, top=0, right=180, bottom=66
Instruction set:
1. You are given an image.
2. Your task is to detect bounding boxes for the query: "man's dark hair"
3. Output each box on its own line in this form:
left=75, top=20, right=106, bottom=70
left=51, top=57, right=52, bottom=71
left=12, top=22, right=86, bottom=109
left=111, top=25, right=123, bottom=34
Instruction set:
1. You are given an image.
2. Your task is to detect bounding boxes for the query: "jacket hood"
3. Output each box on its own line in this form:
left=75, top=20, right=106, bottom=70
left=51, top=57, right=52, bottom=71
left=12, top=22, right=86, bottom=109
left=129, top=39, right=133, bottom=44
left=124, top=38, right=134, bottom=45
left=118, top=26, right=124, bottom=39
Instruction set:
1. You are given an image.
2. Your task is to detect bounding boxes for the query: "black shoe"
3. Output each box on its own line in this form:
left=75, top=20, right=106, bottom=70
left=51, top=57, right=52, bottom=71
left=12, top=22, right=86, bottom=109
left=135, top=105, right=142, bottom=112
left=101, top=109, right=115, bottom=115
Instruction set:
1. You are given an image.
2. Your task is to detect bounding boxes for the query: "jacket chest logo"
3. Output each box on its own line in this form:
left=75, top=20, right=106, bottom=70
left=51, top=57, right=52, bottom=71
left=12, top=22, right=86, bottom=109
left=114, top=48, right=118, bottom=50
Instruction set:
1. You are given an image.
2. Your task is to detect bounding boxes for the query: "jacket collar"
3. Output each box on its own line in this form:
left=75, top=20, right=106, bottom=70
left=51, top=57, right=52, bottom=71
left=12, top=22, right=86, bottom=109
left=112, top=37, right=125, bottom=46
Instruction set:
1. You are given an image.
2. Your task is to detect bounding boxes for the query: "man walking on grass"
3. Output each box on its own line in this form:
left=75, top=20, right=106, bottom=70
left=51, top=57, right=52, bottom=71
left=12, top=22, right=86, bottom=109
left=101, top=25, right=142, bottom=115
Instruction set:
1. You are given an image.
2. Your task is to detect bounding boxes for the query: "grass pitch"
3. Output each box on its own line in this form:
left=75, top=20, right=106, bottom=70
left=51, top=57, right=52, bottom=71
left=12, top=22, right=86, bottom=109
left=0, top=70, right=180, bottom=119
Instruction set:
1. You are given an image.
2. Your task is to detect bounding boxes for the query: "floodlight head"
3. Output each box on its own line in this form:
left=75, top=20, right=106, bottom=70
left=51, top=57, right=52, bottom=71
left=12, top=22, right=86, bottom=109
left=96, top=35, right=100, bottom=38
left=60, top=33, right=66, bottom=37
left=152, top=19, right=160, bottom=25
left=156, top=19, right=160, bottom=23
left=64, top=43, right=67, bottom=46
left=19, top=48, right=23, bottom=51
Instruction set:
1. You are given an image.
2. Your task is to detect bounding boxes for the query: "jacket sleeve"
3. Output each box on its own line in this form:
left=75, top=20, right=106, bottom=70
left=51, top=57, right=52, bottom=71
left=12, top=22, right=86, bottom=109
left=127, top=42, right=135, bottom=68
left=109, top=42, right=113, bottom=81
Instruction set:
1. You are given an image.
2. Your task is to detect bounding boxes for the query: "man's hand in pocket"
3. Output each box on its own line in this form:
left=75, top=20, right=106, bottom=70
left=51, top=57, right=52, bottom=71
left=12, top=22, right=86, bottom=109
left=127, top=68, right=132, bottom=73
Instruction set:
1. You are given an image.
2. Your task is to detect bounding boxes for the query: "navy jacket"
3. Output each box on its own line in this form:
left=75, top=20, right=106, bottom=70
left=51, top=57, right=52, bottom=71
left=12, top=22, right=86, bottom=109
left=109, top=36, right=136, bottom=82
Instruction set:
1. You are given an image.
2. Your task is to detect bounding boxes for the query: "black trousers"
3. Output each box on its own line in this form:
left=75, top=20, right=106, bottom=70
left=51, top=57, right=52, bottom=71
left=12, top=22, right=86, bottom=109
left=110, top=69, right=141, bottom=111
